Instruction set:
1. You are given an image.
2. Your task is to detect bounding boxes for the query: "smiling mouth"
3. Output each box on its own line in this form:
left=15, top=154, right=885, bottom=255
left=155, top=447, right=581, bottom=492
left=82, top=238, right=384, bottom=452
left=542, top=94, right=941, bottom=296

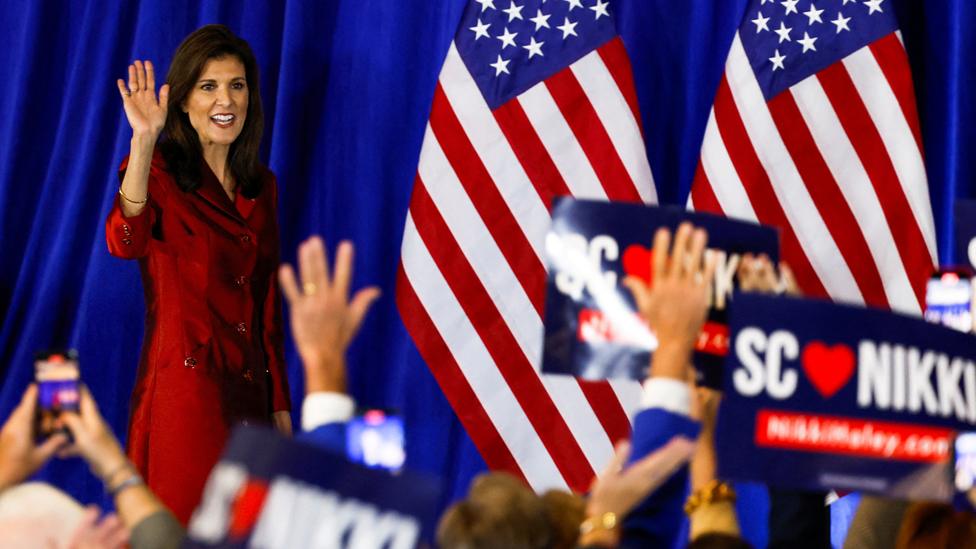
left=210, top=114, right=236, bottom=128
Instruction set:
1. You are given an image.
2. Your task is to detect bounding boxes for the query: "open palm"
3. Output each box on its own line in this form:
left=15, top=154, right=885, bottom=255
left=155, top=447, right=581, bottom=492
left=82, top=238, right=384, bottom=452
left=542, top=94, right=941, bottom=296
left=116, top=60, right=168, bottom=140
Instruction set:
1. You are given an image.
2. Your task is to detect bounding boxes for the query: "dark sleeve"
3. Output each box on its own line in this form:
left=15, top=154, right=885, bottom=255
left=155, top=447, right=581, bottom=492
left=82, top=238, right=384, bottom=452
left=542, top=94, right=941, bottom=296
left=842, top=496, right=908, bottom=549
left=130, top=510, right=185, bottom=549
left=619, top=408, right=701, bottom=549
left=105, top=154, right=167, bottom=259
left=261, top=175, right=291, bottom=413
left=767, top=489, right=831, bottom=549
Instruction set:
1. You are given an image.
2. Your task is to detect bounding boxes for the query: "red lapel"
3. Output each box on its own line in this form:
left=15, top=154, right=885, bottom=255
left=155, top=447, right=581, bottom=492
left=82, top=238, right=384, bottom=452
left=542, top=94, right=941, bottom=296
left=235, top=190, right=258, bottom=220
left=195, top=160, right=245, bottom=224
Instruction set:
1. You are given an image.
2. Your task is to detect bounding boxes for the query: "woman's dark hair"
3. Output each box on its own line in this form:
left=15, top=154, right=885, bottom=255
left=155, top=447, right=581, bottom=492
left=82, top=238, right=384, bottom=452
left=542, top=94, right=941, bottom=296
left=160, top=24, right=264, bottom=197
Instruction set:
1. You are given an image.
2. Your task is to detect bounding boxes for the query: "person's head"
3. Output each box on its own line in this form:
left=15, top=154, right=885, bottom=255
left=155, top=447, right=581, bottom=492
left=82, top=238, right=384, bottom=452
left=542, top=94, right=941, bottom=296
left=896, top=502, right=976, bottom=548
left=161, top=24, right=264, bottom=196
left=540, top=490, right=584, bottom=549
left=688, top=533, right=754, bottom=549
left=437, top=473, right=551, bottom=549
left=0, top=482, right=85, bottom=547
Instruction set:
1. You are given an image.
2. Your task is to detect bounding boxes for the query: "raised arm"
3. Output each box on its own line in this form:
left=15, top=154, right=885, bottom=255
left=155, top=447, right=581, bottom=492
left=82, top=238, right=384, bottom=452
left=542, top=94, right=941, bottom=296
left=116, top=60, right=168, bottom=218
left=61, top=388, right=184, bottom=548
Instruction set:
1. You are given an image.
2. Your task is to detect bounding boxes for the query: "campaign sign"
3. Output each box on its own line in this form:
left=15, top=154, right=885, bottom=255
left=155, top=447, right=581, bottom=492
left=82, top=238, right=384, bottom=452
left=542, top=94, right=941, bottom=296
left=717, top=292, right=976, bottom=501
left=540, top=198, right=779, bottom=387
left=954, top=199, right=976, bottom=270
left=184, top=427, right=442, bottom=549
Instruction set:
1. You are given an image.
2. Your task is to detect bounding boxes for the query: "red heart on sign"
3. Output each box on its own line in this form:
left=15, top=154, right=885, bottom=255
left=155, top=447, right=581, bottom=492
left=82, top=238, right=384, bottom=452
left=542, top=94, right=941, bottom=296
left=622, top=244, right=654, bottom=285
left=801, top=341, right=855, bottom=399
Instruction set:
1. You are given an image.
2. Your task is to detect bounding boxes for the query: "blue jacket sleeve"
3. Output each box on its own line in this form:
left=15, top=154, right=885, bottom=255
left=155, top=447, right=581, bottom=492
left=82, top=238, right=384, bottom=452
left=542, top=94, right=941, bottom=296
left=298, top=422, right=348, bottom=455
left=619, top=408, right=701, bottom=549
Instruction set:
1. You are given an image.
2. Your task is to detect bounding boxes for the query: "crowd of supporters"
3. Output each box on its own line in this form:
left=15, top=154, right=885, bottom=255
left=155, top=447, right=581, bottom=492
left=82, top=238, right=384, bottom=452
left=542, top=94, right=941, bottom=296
left=1, top=225, right=974, bottom=548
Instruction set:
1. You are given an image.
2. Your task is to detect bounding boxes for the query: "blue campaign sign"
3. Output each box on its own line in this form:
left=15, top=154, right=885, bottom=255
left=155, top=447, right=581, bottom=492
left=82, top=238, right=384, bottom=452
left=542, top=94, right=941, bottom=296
left=954, top=199, right=976, bottom=271
left=717, top=292, right=976, bottom=501
left=540, top=197, right=779, bottom=387
left=184, top=427, right=442, bottom=549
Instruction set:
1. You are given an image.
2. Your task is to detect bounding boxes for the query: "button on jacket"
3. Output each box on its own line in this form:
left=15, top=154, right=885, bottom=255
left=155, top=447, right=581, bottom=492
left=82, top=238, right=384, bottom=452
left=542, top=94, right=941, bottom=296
left=106, top=150, right=291, bottom=524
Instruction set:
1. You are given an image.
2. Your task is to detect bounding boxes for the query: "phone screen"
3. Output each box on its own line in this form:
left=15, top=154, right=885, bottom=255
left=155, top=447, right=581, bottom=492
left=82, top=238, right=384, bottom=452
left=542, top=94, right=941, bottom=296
left=34, top=350, right=80, bottom=437
left=955, top=432, right=976, bottom=492
left=345, top=409, right=405, bottom=472
left=924, top=270, right=973, bottom=333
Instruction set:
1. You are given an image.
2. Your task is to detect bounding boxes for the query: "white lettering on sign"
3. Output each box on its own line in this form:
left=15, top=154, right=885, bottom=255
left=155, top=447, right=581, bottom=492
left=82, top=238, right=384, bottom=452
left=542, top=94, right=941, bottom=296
left=187, top=463, right=247, bottom=543
left=249, top=477, right=420, bottom=549
left=709, top=250, right=740, bottom=310
left=856, top=341, right=976, bottom=424
left=732, top=326, right=976, bottom=429
left=548, top=232, right=752, bottom=310
left=732, top=327, right=799, bottom=400
left=547, top=233, right=618, bottom=301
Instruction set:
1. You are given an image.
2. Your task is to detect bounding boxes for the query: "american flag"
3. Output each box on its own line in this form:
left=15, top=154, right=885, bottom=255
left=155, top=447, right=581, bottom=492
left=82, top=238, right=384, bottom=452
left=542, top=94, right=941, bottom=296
left=690, top=0, right=937, bottom=313
left=396, top=0, right=650, bottom=492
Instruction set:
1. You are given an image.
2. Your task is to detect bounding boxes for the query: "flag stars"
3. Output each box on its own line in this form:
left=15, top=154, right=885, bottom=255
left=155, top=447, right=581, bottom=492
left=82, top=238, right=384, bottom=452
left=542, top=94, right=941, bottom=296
left=769, top=49, right=786, bottom=71
left=523, top=36, right=545, bottom=58
left=496, top=27, right=518, bottom=49
left=774, top=21, right=792, bottom=43
left=797, top=31, right=818, bottom=53
left=469, top=18, right=491, bottom=40
left=781, top=0, right=799, bottom=15
left=503, top=1, right=524, bottom=22
left=752, top=11, right=770, bottom=33
left=475, top=0, right=496, bottom=12
left=832, top=12, right=851, bottom=33
left=530, top=9, right=551, bottom=31
left=564, top=0, right=583, bottom=10
left=490, top=55, right=511, bottom=76
left=557, top=17, right=579, bottom=39
left=804, top=3, right=824, bottom=24
left=590, top=0, right=610, bottom=20
left=865, top=0, right=884, bottom=14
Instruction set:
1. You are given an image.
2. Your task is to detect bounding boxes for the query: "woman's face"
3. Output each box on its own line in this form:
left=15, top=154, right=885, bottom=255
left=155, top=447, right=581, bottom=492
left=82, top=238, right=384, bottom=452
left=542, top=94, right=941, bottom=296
left=182, top=56, right=248, bottom=150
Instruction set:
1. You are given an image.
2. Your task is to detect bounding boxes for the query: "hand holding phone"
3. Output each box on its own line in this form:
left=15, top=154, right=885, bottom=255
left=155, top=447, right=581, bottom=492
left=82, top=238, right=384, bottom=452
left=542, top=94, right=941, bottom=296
left=345, top=409, right=406, bottom=472
left=0, top=385, right=68, bottom=490
left=34, top=350, right=81, bottom=439
left=924, top=268, right=974, bottom=333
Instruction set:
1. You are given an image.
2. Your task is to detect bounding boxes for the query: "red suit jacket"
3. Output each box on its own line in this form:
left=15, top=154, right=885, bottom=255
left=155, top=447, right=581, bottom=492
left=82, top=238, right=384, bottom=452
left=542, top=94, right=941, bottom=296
left=106, top=150, right=291, bottom=524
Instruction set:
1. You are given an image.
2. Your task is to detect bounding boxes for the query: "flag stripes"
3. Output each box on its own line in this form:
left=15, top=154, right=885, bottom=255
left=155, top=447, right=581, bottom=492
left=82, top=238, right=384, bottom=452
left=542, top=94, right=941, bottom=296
left=546, top=69, right=642, bottom=202
left=429, top=87, right=548, bottom=314
left=767, top=91, right=890, bottom=308
left=691, top=28, right=935, bottom=316
left=789, top=74, right=918, bottom=312
left=399, top=35, right=651, bottom=491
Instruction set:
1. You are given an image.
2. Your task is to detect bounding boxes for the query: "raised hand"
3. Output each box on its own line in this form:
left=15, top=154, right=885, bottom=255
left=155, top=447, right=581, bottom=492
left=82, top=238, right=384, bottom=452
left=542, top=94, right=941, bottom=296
left=66, top=506, right=129, bottom=549
left=737, top=254, right=801, bottom=296
left=116, top=60, right=169, bottom=141
left=580, top=437, right=696, bottom=547
left=279, top=236, right=381, bottom=394
left=0, top=385, right=67, bottom=491
left=58, top=387, right=125, bottom=469
left=623, top=223, right=717, bottom=379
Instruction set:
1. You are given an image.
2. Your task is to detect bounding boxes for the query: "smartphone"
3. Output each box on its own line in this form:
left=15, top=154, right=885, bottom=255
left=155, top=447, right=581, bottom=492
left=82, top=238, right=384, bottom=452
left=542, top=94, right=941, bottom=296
left=924, top=268, right=974, bottom=333
left=34, top=349, right=81, bottom=438
left=345, top=409, right=405, bottom=473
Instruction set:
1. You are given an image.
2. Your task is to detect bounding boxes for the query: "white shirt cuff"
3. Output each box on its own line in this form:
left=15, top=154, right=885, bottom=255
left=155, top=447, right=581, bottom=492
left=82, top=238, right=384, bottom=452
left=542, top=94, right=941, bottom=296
left=640, top=377, right=692, bottom=417
left=301, top=392, right=356, bottom=432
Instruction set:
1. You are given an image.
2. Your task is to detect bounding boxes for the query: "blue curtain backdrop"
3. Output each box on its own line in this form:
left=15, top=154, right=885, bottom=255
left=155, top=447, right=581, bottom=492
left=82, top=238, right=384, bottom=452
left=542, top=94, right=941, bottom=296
left=0, top=0, right=972, bottom=546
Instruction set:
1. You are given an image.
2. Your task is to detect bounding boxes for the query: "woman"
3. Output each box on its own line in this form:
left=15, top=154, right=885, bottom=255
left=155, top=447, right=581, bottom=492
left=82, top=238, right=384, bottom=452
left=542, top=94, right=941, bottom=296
left=105, top=24, right=291, bottom=524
